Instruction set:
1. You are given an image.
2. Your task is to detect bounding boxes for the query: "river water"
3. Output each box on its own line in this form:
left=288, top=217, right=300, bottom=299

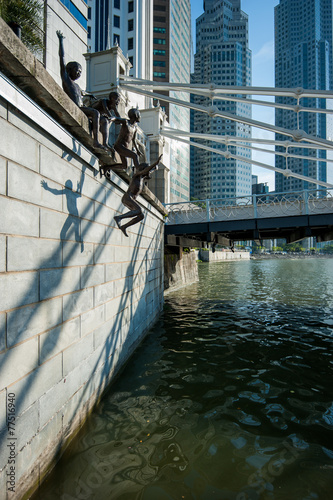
left=34, top=258, right=333, bottom=500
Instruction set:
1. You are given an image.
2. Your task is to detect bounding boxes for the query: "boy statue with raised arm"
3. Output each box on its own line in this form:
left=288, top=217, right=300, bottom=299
left=56, top=30, right=107, bottom=151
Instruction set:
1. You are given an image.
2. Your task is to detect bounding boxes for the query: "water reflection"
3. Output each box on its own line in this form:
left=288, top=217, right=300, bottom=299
left=34, top=259, right=333, bottom=500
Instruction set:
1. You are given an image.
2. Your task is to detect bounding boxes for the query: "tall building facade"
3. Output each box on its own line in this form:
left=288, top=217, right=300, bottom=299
left=275, top=0, right=333, bottom=192
left=153, top=0, right=191, bottom=202
left=87, top=0, right=153, bottom=82
left=191, top=0, right=252, bottom=201
left=86, top=0, right=190, bottom=203
left=44, top=0, right=88, bottom=87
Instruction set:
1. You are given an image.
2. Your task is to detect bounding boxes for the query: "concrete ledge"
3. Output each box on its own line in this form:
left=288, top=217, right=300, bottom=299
left=0, top=17, right=166, bottom=217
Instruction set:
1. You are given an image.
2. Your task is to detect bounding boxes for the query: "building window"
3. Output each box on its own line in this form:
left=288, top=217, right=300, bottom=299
left=114, top=0, right=120, bottom=8
left=128, top=38, right=133, bottom=50
left=154, top=60, right=166, bottom=67
left=59, top=0, right=87, bottom=29
left=154, top=27, right=166, bottom=33
left=154, top=38, right=166, bottom=45
left=129, top=56, right=134, bottom=66
left=87, top=26, right=91, bottom=38
left=153, top=71, right=166, bottom=78
left=114, top=15, right=120, bottom=27
left=128, top=1, right=134, bottom=13
left=128, top=19, right=134, bottom=31
left=154, top=16, right=166, bottom=22
left=114, top=34, right=120, bottom=45
left=153, top=49, right=166, bottom=56
left=154, top=5, right=166, bottom=11
left=87, top=6, right=91, bottom=19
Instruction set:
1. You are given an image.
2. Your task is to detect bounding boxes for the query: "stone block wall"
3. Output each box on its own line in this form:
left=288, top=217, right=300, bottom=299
left=199, top=249, right=250, bottom=262
left=0, top=82, right=164, bottom=499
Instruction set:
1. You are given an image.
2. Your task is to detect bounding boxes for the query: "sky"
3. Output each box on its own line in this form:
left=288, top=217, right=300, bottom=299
left=190, top=0, right=279, bottom=189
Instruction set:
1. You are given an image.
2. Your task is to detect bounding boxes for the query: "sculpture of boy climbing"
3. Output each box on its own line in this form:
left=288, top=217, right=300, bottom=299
left=113, top=108, right=144, bottom=171
left=91, top=91, right=121, bottom=149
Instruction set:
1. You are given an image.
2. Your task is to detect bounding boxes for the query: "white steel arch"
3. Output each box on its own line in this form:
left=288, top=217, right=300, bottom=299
left=119, top=77, right=333, bottom=189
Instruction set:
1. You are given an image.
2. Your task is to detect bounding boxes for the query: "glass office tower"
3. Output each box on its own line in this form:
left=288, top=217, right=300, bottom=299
left=191, top=0, right=252, bottom=201
left=275, top=0, right=333, bottom=192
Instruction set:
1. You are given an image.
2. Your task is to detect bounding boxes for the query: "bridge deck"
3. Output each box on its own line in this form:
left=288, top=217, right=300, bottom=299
left=164, top=190, right=333, bottom=244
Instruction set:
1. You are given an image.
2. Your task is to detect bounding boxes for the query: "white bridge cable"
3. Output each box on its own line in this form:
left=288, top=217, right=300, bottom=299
left=161, top=131, right=333, bottom=189
left=162, top=129, right=333, bottom=150
left=120, top=77, right=333, bottom=99
left=162, top=128, right=333, bottom=164
left=120, top=84, right=333, bottom=149
left=124, top=83, right=333, bottom=115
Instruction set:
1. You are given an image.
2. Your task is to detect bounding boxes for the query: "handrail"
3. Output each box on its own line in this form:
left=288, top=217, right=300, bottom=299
left=163, top=188, right=333, bottom=225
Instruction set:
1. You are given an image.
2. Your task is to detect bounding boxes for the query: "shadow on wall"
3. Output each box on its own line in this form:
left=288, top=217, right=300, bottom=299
left=0, top=160, right=163, bottom=482
left=41, top=165, right=86, bottom=252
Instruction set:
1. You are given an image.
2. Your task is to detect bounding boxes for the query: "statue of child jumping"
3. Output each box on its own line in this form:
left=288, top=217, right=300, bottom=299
left=114, top=155, right=162, bottom=237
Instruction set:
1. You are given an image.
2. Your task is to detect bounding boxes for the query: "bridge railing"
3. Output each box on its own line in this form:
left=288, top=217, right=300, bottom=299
left=164, top=188, right=333, bottom=225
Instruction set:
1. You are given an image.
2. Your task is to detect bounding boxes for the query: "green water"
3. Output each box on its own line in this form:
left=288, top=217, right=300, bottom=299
left=34, top=258, right=333, bottom=500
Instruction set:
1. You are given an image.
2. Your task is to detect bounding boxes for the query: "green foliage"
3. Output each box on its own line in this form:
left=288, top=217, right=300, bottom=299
left=272, top=246, right=283, bottom=252
left=251, top=243, right=265, bottom=253
left=322, top=244, right=333, bottom=254
left=0, top=0, right=44, bottom=53
left=281, top=242, right=305, bottom=253
left=190, top=197, right=206, bottom=209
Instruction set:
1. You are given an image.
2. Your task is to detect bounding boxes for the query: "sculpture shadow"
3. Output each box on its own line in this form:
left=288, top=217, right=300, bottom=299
left=0, top=166, right=162, bottom=484
left=41, top=166, right=86, bottom=252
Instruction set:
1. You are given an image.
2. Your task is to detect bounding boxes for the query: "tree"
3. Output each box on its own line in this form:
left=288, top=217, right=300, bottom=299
left=0, top=0, right=44, bottom=54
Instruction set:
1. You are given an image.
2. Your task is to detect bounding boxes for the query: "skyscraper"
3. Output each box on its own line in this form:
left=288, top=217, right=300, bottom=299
left=275, top=0, right=333, bottom=192
left=86, top=0, right=191, bottom=203
left=44, top=0, right=88, bottom=86
left=87, top=0, right=153, bottom=81
left=152, top=0, right=191, bottom=203
left=191, top=0, right=252, bottom=201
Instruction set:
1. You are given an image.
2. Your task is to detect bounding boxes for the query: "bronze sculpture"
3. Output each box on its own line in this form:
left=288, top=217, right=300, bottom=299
left=56, top=30, right=107, bottom=151
left=114, top=155, right=162, bottom=237
left=91, top=91, right=121, bottom=149
left=99, top=106, right=144, bottom=178
left=113, top=108, right=143, bottom=171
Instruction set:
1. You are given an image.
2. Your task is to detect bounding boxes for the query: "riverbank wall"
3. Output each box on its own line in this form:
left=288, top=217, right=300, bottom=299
left=199, top=249, right=250, bottom=262
left=0, top=22, right=165, bottom=500
left=164, top=250, right=199, bottom=293
left=251, top=253, right=333, bottom=259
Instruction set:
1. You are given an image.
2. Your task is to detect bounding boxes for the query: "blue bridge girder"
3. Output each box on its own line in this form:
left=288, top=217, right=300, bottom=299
left=164, top=190, right=333, bottom=245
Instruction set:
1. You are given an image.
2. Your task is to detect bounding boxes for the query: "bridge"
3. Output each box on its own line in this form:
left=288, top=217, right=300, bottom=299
left=164, top=189, right=333, bottom=247
left=118, top=79, right=333, bottom=248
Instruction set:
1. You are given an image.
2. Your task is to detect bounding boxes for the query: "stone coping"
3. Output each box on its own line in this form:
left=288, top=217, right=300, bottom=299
left=0, top=17, right=167, bottom=216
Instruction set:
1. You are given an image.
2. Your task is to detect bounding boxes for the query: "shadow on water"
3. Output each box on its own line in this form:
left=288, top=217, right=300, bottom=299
left=31, top=259, right=333, bottom=500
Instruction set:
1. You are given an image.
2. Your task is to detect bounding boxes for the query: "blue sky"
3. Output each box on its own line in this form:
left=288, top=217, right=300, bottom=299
left=190, top=0, right=279, bottom=188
